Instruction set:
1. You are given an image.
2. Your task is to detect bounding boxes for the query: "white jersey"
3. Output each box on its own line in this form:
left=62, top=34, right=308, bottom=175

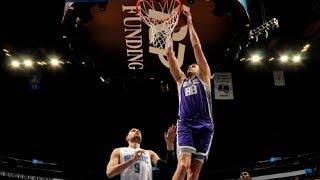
left=119, top=147, right=153, bottom=180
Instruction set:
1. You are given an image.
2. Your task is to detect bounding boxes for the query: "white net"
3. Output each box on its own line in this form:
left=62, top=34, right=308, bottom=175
left=137, top=0, right=181, bottom=49
left=62, top=2, right=74, bottom=23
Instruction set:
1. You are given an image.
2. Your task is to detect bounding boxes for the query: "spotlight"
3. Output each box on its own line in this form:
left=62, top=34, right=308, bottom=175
left=11, top=60, right=20, bottom=68
left=251, top=54, right=262, bottom=63
left=24, top=60, right=33, bottom=67
left=301, top=44, right=310, bottom=52
left=50, top=59, right=60, bottom=67
left=280, top=55, right=289, bottom=63
left=268, top=57, right=275, bottom=61
left=292, top=55, right=301, bottom=63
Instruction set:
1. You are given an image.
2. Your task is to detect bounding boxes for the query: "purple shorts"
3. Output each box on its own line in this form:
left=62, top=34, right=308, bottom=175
left=176, top=117, right=214, bottom=162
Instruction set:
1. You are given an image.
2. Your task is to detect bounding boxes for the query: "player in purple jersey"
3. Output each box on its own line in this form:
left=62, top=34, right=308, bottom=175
left=166, top=6, right=214, bottom=180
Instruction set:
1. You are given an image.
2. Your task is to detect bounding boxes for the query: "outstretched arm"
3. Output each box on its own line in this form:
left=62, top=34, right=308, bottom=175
left=106, top=148, right=145, bottom=178
left=162, top=124, right=176, bottom=168
left=149, top=124, right=177, bottom=179
left=183, top=7, right=211, bottom=85
left=164, top=124, right=176, bottom=151
left=166, top=40, right=185, bottom=86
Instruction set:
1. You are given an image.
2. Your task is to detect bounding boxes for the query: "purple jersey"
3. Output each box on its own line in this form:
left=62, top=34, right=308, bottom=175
left=178, top=75, right=212, bottom=119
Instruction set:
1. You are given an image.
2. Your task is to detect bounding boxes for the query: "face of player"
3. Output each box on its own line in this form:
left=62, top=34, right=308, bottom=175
left=240, top=171, right=251, bottom=180
left=187, top=64, right=199, bottom=77
left=126, top=128, right=142, bottom=143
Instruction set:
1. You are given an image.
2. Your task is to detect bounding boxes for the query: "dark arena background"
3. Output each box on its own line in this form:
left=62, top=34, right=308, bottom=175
left=0, top=0, right=320, bottom=179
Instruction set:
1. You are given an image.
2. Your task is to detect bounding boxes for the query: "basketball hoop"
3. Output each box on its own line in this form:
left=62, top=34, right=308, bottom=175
left=136, top=0, right=182, bottom=49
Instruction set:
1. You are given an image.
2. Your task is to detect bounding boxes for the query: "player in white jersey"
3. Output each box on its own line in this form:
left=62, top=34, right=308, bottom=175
left=118, top=147, right=153, bottom=180
left=106, top=124, right=177, bottom=180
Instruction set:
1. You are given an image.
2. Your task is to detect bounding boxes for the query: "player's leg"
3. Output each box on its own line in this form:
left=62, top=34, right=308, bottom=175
left=173, top=118, right=196, bottom=180
left=187, top=118, right=214, bottom=180
left=187, top=157, right=203, bottom=180
left=173, top=153, right=192, bottom=180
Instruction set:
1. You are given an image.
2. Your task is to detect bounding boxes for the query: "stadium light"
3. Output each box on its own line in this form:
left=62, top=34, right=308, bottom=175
left=280, top=55, right=289, bottom=63
left=11, top=60, right=20, bottom=68
left=50, top=58, right=60, bottom=67
left=24, top=60, right=33, bottom=67
left=251, top=54, right=262, bottom=63
left=301, top=44, right=310, bottom=52
left=292, top=55, right=301, bottom=63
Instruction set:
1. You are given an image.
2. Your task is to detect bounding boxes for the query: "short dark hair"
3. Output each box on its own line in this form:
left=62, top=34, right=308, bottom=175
left=240, top=167, right=252, bottom=176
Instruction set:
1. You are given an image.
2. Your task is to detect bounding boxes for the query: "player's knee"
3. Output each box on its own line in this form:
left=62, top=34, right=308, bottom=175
left=178, top=158, right=191, bottom=170
left=178, top=162, right=190, bottom=171
left=187, top=167, right=201, bottom=179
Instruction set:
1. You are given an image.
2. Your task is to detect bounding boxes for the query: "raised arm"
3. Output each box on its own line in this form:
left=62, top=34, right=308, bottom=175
left=183, top=7, right=211, bottom=85
left=106, top=148, right=145, bottom=178
left=166, top=40, right=185, bottom=86
left=149, top=124, right=176, bottom=166
left=164, top=124, right=176, bottom=151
